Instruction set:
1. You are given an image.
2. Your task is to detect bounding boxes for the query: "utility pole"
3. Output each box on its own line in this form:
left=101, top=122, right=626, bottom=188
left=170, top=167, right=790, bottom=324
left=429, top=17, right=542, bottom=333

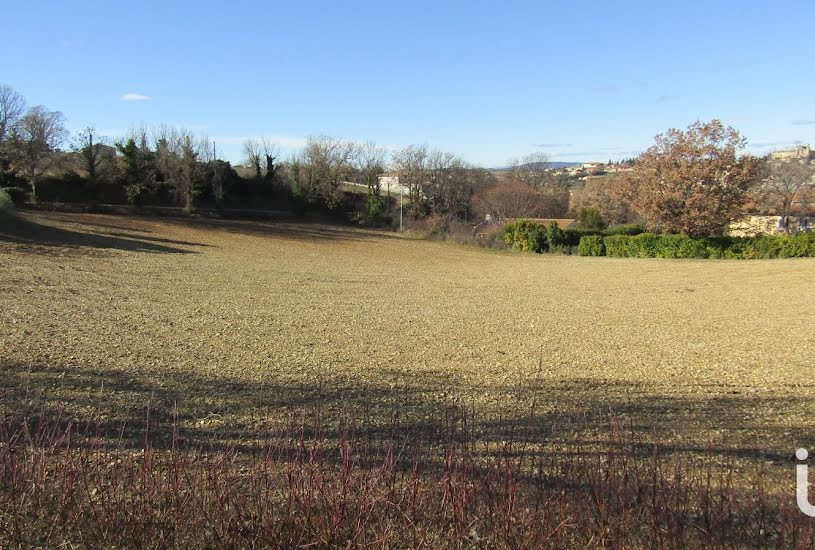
left=400, top=185, right=403, bottom=231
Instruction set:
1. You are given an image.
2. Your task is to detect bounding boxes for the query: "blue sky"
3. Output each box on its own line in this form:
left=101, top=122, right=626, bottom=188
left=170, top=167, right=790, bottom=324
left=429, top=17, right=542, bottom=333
left=3, top=1, right=814, bottom=167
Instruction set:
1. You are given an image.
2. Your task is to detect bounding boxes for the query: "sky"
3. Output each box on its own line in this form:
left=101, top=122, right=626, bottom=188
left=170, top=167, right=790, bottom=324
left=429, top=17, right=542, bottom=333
left=3, top=0, right=814, bottom=167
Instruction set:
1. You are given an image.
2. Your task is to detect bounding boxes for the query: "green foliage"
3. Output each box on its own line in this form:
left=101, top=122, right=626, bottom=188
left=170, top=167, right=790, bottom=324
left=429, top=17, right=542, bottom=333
left=0, top=189, right=14, bottom=212
left=599, top=232, right=815, bottom=259
left=577, top=235, right=605, bottom=256
left=503, top=220, right=546, bottom=252
left=563, top=228, right=586, bottom=247
left=603, top=224, right=645, bottom=236
left=577, top=207, right=607, bottom=231
left=365, top=188, right=384, bottom=223
left=116, top=138, right=156, bottom=206
left=545, top=221, right=567, bottom=249
left=1, top=187, right=29, bottom=206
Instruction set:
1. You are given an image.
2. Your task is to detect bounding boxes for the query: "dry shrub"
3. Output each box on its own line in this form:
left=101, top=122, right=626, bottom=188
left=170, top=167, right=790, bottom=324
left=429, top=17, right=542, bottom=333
left=1, top=400, right=813, bottom=548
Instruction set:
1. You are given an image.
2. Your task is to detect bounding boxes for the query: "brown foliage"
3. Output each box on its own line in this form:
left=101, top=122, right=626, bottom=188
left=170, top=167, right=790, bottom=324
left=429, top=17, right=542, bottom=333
left=629, top=120, right=759, bottom=237
left=751, top=158, right=815, bottom=221
left=570, top=174, right=639, bottom=224
left=473, top=179, right=544, bottom=219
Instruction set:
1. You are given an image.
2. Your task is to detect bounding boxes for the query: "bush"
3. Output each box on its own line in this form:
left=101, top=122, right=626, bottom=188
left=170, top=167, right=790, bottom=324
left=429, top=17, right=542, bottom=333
left=545, top=221, right=567, bottom=250
left=563, top=228, right=588, bottom=247
left=603, top=234, right=637, bottom=257
left=604, top=224, right=646, bottom=236
left=0, top=189, right=14, bottom=212
left=1, top=186, right=29, bottom=206
left=476, top=225, right=508, bottom=250
left=503, top=220, right=546, bottom=252
left=599, top=232, right=815, bottom=259
left=577, top=235, right=605, bottom=256
left=577, top=207, right=606, bottom=231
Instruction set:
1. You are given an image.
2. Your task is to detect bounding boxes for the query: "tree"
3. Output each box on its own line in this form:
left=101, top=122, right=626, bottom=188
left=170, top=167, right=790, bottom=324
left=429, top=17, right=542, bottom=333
left=0, top=85, right=26, bottom=187
left=391, top=144, right=429, bottom=217
left=354, top=141, right=387, bottom=221
left=116, top=129, right=157, bottom=206
left=576, top=206, right=607, bottom=231
left=179, top=134, right=200, bottom=214
left=243, top=138, right=263, bottom=179
left=261, top=137, right=280, bottom=184
left=152, top=125, right=208, bottom=213
left=507, top=152, right=569, bottom=217
left=507, top=152, right=549, bottom=188
left=301, top=135, right=357, bottom=208
left=569, top=174, right=638, bottom=224
left=12, top=106, right=68, bottom=202
left=629, top=120, right=759, bottom=237
left=473, top=179, right=542, bottom=220
left=72, top=126, right=114, bottom=185
left=0, top=84, right=25, bottom=142
left=752, top=158, right=815, bottom=231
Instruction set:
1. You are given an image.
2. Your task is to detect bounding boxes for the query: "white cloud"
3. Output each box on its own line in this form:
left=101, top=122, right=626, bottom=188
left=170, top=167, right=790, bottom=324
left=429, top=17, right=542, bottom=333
left=121, top=93, right=152, bottom=102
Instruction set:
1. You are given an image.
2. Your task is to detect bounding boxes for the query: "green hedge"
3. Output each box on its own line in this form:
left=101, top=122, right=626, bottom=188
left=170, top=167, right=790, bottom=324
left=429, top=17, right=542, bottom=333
left=583, top=232, right=815, bottom=259
left=577, top=235, right=605, bottom=256
left=503, top=220, right=546, bottom=252
left=505, top=220, right=815, bottom=259
left=503, top=220, right=582, bottom=253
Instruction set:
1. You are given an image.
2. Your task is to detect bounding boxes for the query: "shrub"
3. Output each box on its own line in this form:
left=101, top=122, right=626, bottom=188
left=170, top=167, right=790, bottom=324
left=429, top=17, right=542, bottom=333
left=778, top=232, right=814, bottom=258
left=603, top=234, right=633, bottom=257
left=577, top=207, right=606, bottom=231
left=475, top=225, right=508, bottom=250
left=503, top=220, right=546, bottom=252
left=563, top=228, right=588, bottom=247
left=545, top=220, right=567, bottom=250
left=632, top=233, right=660, bottom=257
left=677, top=235, right=710, bottom=258
left=603, top=223, right=645, bottom=236
left=1, top=186, right=29, bottom=206
left=0, top=189, right=14, bottom=213
left=577, top=235, right=605, bottom=256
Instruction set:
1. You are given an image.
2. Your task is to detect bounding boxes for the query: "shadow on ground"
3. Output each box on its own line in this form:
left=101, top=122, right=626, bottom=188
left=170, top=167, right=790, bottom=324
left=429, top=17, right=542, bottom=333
left=161, top=216, right=403, bottom=244
left=0, top=212, right=203, bottom=254
left=1, top=358, right=807, bottom=466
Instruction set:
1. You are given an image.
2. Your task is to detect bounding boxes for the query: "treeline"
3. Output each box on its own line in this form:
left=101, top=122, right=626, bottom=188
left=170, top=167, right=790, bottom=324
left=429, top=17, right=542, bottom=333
left=1, top=82, right=813, bottom=236
left=0, top=83, right=512, bottom=225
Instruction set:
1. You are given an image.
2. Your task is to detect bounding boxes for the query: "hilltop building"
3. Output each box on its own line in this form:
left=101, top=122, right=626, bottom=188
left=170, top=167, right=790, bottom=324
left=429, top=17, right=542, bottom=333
left=769, top=145, right=813, bottom=161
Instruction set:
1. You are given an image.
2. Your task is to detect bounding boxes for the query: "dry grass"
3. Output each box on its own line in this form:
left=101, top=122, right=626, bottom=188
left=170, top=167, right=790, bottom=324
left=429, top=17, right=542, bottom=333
left=2, top=210, right=815, bottom=471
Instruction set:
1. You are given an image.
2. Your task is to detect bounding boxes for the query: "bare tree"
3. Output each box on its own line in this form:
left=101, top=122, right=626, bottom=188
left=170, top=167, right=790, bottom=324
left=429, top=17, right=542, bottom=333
left=260, top=137, right=280, bottom=182
left=424, top=150, right=471, bottom=218
left=13, top=106, right=68, bottom=202
left=72, top=126, right=114, bottom=184
left=507, top=152, right=549, bottom=188
left=354, top=141, right=387, bottom=220
left=473, top=179, right=544, bottom=220
left=752, top=158, right=815, bottom=231
left=506, top=152, right=569, bottom=216
left=243, top=138, right=263, bottom=179
left=355, top=141, right=387, bottom=194
left=301, top=135, right=357, bottom=208
left=152, top=125, right=206, bottom=213
left=391, top=144, right=429, bottom=217
left=0, top=84, right=25, bottom=142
